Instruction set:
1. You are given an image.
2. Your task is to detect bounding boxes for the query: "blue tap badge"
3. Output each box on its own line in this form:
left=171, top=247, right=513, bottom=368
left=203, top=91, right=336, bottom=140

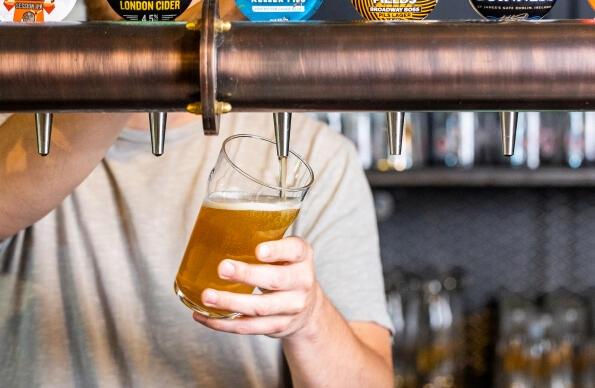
left=235, top=0, right=322, bottom=21
left=469, top=0, right=558, bottom=20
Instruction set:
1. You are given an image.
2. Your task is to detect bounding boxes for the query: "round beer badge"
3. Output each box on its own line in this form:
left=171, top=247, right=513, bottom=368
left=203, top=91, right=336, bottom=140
left=0, top=0, right=76, bottom=22
left=352, top=0, right=438, bottom=21
left=107, top=0, right=191, bottom=21
left=235, top=0, right=323, bottom=21
left=469, top=0, right=557, bottom=20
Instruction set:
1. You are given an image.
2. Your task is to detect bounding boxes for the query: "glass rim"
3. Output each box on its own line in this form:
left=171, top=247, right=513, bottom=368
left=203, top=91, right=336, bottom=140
left=221, top=133, right=315, bottom=193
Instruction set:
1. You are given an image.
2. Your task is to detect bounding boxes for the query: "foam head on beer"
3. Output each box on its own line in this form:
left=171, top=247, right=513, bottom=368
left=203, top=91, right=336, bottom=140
left=175, top=192, right=301, bottom=318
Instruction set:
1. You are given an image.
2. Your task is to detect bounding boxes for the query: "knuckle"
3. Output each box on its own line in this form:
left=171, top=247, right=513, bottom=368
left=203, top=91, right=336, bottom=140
left=282, top=237, right=301, bottom=259
left=235, top=322, right=252, bottom=335
left=238, top=263, right=253, bottom=283
left=253, top=302, right=269, bottom=317
left=268, top=277, right=283, bottom=291
left=293, top=296, right=307, bottom=313
left=303, top=274, right=314, bottom=289
left=298, top=265, right=314, bottom=289
left=206, top=320, right=224, bottom=331
left=268, top=271, right=286, bottom=291
left=285, top=236, right=299, bottom=243
left=293, top=239, right=307, bottom=259
left=272, top=320, right=287, bottom=334
left=214, top=292, right=229, bottom=308
left=221, top=294, right=237, bottom=311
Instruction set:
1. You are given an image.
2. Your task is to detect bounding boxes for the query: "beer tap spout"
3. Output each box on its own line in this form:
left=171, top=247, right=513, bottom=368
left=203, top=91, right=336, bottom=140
left=274, top=112, right=292, bottom=159
left=35, top=113, right=53, bottom=156
left=500, top=111, right=518, bottom=157
left=387, top=111, right=405, bottom=156
left=149, top=112, right=167, bottom=157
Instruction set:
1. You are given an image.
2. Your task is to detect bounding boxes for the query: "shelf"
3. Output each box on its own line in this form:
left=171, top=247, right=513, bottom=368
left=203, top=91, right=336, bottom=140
left=366, top=167, right=595, bottom=188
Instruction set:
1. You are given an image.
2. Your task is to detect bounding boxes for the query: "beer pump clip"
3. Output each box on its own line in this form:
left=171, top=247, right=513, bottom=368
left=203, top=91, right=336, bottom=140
left=1, top=0, right=76, bottom=155
left=3, top=0, right=55, bottom=22
left=107, top=0, right=192, bottom=156
left=469, top=0, right=558, bottom=156
left=235, top=0, right=324, bottom=160
left=350, top=0, right=438, bottom=156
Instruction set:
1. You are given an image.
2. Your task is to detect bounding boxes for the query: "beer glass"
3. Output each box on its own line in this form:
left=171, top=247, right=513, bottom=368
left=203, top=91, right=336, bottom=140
left=174, top=134, right=314, bottom=319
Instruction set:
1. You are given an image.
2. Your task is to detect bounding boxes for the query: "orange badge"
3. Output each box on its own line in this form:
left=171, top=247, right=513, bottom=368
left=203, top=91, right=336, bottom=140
left=43, top=0, right=54, bottom=12
left=1, top=0, right=75, bottom=21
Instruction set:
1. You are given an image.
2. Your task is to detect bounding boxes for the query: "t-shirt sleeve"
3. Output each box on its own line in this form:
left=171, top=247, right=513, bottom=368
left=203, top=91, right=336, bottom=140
left=293, top=131, right=393, bottom=333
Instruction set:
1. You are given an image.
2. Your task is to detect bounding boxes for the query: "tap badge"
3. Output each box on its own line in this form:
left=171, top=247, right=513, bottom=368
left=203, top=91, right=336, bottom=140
left=235, top=0, right=323, bottom=21
left=351, top=0, right=437, bottom=21
left=107, top=0, right=191, bottom=21
left=0, top=0, right=75, bottom=21
left=469, top=0, right=557, bottom=20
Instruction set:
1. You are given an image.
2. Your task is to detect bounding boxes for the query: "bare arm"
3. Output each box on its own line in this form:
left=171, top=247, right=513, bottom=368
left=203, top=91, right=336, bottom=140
left=282, top=296, right=393, bottom=388
left=192, top=238, right=393, bottom=387
left=0, top=113, right=131, bottom=239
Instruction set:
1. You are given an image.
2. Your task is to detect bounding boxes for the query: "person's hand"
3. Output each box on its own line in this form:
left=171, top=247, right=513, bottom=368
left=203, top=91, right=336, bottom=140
left=192, top=237, right=324, bottom=339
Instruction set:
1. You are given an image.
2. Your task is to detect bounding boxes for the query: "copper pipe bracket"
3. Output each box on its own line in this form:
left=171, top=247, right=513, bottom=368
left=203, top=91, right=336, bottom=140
left=196, top=0, right=231, bottom=135
left=186, top=101, right=232, bottom=115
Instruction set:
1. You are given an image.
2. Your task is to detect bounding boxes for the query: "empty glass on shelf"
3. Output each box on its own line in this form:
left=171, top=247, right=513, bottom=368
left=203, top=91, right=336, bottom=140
left=385, top=267, right=465, bottom=388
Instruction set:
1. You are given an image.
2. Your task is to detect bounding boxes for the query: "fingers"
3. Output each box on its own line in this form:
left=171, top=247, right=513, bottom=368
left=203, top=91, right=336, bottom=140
left=193, top=237, right=321, bottom=338
left=202, top=288, right=307, bottom=317
left=193, top=313, right=292, bottom=337
left=256, top=237, right=313, bottom=264
left=218, top=259, right=313, bottom=291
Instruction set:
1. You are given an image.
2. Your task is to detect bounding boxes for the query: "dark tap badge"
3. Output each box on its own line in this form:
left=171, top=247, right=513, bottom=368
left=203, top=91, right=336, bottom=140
left=351, top=0, right=437, bottom=21
left=469, top=0, right=557, bottom=20
left=0, top=0, right=76, bottom=21
left=107, top=0, right=191, bottom=21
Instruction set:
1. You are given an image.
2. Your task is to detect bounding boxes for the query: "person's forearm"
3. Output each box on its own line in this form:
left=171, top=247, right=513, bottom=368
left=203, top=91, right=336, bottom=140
left=0, top=113, right=130, bottom=238
left=282, top=288, right=393, bottom=388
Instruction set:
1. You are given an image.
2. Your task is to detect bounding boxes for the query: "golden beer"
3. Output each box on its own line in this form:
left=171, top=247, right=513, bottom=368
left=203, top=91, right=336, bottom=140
left=175, top=194, right=299, bottom=318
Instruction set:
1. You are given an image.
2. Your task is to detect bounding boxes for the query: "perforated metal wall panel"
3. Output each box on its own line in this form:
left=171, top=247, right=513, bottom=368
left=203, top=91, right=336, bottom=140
left=377, top=188, right=595, bottom=311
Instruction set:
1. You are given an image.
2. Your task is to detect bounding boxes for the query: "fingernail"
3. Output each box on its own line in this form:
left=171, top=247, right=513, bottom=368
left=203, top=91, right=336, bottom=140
left=219, top=260, right=235, bottom=279
left=258, top=244, right=270, bottom=259
left=203, top=289, right=218, bottom=306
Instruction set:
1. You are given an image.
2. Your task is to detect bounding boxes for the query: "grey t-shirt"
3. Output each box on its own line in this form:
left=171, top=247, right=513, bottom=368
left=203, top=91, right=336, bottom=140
left=0, top=113, right=391, bottom=387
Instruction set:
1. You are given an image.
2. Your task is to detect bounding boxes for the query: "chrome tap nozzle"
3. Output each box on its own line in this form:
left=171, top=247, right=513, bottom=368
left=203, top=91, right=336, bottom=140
left=35, top=113, right=53, bottom=156
left=149, top=112, right=167, bottom=157
left=500, top=111, right=518, bottom=156
left=274, top=112, right=292, bottom=159
left=387, top=111, right=405, bottom=155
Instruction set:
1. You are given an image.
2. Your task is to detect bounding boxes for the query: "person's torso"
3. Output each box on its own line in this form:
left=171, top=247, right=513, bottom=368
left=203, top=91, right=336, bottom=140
left=0, top=113, right=337, bottom=388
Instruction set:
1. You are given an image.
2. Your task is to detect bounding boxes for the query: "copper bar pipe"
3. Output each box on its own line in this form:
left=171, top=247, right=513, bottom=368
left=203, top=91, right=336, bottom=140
left=218, top=20, right=595, bottom=111
left=0, top=22, right=199, bottom=112
left=0, top=21, right=594, bottom=112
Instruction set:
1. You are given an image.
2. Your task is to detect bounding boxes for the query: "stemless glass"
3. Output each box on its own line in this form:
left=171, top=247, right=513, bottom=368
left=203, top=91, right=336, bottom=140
left=174, top=134, right=314, bottom=319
